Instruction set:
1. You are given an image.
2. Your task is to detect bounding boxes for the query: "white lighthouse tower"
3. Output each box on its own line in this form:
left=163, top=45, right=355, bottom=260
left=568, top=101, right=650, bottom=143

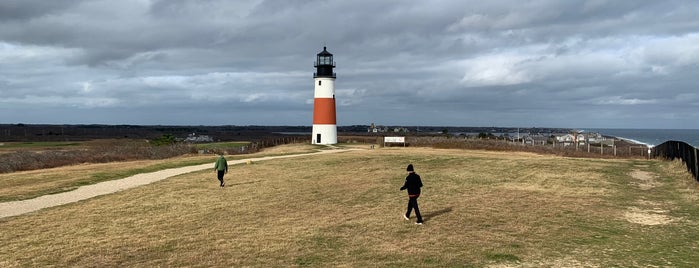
left=312, top=47, right=337, bottom=145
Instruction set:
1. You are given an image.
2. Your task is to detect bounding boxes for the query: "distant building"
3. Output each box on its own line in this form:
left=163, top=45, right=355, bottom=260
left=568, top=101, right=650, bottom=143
left=586, top=133, right=614, bottom=146
left=524, top=134, right=548, bottom=145
left=367, top=123, right=408, bottom=133
left=555, top=134, right=585, bottom=146
left=184, top=133, right=213, bottom=143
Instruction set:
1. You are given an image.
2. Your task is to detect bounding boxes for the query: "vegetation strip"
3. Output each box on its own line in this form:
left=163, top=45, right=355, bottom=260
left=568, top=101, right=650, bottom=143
left=0, top=149, right=355, bottom=219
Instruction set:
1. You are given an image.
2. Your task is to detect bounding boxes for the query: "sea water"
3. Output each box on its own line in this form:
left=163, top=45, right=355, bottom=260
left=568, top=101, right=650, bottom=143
left=588, top=129, right=699, bottom=148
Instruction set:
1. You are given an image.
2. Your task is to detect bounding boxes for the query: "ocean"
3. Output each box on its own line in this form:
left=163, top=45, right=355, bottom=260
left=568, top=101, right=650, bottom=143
left=588, top=129, right=699, bottom=148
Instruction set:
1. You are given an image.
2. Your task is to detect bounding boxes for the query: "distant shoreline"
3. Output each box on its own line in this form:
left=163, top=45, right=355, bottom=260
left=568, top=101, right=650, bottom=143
left=591, top=128, right=699, bottom=148
left=601, top=135, right=651, bottom=147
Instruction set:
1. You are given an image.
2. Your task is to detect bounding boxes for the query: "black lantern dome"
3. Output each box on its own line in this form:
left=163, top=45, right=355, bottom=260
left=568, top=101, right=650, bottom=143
left=314, top=46, right=336, bottom=78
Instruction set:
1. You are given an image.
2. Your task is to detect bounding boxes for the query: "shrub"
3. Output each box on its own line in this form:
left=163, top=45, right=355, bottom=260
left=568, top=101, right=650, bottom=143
left=0, top=142, right=194, bottom=173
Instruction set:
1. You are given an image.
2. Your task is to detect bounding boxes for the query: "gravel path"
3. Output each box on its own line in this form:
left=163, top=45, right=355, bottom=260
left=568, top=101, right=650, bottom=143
left=0, top=149, right=354, bottom=219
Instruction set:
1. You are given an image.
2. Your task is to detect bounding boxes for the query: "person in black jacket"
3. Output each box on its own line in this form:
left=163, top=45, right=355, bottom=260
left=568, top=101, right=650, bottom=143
left=400, top=164, right=424, bottom=225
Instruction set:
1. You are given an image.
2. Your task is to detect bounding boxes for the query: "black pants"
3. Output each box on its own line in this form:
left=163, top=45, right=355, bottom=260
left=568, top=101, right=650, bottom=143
left=406, top=196, right=423, bottom=223
left=217, top=170, right=225, bottom=186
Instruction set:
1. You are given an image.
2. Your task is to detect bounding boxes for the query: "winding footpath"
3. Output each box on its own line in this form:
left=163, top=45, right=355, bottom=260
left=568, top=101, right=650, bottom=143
left=0, top=149, right=355, bottom=219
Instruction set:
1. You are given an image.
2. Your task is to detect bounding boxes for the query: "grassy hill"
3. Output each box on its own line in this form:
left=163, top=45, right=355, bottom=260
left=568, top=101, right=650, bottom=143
left=1, top=144, right=698, bottom=267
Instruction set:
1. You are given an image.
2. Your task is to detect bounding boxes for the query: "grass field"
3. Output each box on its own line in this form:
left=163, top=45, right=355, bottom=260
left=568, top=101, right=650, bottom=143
left=1, top=144, right=699, bottom=267
left=0, top=155, right=213, bottom=202
left=0, top=144, right=320, bottom=202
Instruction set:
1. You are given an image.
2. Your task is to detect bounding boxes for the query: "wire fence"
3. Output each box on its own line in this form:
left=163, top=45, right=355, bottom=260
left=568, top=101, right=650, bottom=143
left=356, top=135, right=652, bottom=158
left=653, top=141, right=699, bottom=181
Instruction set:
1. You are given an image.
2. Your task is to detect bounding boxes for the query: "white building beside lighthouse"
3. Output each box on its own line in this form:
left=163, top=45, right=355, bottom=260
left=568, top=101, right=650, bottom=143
left=312, top=47, right=337, bottom=145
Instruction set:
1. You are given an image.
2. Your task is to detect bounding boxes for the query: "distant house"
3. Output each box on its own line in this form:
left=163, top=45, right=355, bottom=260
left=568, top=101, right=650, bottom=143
left=555, top=134, right=586, bottom=146
left=524, top=134, right=548, bottom=145
left=587, top=133, right=614, bottom=146
left=368, top=125, right=387, bottom=133
left=367, top=123, right=407, bottom=133
left=184, top=133, right=213, bottom=143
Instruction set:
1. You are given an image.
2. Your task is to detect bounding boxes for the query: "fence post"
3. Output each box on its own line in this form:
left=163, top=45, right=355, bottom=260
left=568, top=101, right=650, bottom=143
left=695, top=148, right=699, bottom=181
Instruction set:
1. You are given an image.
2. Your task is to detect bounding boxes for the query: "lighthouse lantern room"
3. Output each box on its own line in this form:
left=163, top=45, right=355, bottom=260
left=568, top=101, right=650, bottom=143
left=312, top=47, right=337, bottom=145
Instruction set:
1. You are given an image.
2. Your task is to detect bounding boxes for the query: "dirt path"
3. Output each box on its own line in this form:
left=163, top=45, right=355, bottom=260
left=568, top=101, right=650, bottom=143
left=0, top=149, right=356, bottom=219
left=623, top=168, right=679, bottom=225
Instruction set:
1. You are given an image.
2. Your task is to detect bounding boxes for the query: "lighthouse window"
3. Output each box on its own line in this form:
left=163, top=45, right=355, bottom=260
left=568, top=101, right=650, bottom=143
left=319, top=56, right=331, bottom=65
left=319, top=81, right=321, bottom=86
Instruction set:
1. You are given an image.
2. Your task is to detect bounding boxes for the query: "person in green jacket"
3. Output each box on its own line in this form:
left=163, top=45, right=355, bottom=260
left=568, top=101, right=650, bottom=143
left=214, top=154, right=228, bottom=187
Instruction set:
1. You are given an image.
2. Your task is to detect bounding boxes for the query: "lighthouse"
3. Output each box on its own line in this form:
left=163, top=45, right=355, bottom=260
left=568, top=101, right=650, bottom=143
left=312, top=46, right=337, bottom=145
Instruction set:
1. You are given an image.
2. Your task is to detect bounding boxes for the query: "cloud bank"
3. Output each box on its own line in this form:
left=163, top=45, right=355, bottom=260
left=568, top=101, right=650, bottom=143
left=1, top=0, right=698, bottom=128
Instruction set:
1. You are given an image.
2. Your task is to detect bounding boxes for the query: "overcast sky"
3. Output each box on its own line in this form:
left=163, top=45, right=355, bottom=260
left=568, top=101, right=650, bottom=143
left=1, top=0, right=698, bottom=129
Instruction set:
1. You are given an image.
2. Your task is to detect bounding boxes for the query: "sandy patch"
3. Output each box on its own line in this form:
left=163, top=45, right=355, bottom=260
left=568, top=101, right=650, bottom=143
left=623, top=170, right=680, bottom=225
left=623, top=207, right=677, bottom=226
left=629, top=170, right=659, bottom=190
left=487, top=257, right=600, bottom=268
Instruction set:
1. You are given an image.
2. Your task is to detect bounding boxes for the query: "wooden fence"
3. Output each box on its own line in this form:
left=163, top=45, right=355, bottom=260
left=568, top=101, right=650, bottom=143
left=653, top=141, right=699, bottom=181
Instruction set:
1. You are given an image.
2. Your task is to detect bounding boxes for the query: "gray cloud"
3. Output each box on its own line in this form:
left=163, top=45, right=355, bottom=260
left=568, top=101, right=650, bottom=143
left=0, top=0, right=84, bottom=22
left=1, top=0, right=698, bottom=128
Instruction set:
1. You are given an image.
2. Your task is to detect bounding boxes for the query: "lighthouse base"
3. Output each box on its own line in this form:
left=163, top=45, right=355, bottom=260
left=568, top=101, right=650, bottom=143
left=312, top=124, right=337, bottom=145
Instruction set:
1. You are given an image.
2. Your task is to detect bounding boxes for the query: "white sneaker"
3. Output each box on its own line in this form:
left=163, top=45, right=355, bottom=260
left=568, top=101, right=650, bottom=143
left=415, top=222, right=423, bottom=225
left=403, top=214, right=409, bottom=221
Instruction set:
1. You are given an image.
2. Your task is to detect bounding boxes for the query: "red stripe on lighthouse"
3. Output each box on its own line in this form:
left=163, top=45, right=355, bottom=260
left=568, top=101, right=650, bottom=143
left=313, top=98, right=336, bottom=124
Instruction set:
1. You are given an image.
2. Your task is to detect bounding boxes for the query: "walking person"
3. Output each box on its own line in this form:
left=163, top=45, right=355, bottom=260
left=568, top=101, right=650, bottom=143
left=214, top=154, right=228, bottom=187
left=400, top=164, right=424, bottom=225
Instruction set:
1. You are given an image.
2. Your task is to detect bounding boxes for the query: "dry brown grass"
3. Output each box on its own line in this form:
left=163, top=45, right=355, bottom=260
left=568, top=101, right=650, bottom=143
left=2, top=146, right=699, bottom=267
left=0, top=155, right=211, bottom=202
left=0, top=144, right=319, bottom=202
left=256, top=143, right=323, bottom=155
